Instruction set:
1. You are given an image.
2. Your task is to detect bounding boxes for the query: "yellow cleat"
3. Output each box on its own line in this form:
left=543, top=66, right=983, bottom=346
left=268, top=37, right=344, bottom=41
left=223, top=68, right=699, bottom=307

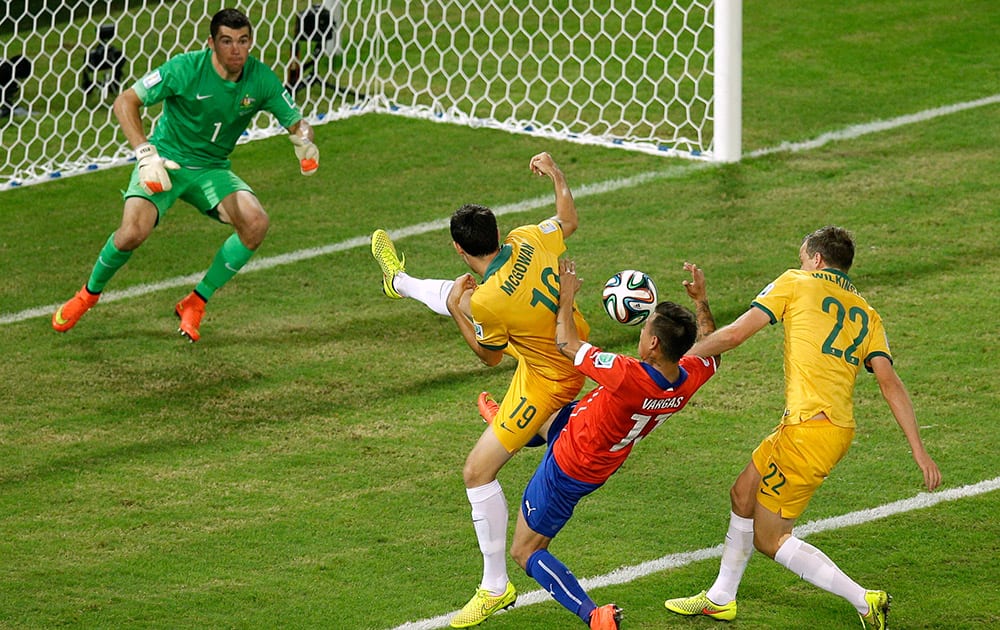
left=370, top=229, right=405, bottom=299
left=859, top=590, right=891, bottom=630
left=450, top=581, right=516, bottom=628
left=664, top=590, right=737, bottom=621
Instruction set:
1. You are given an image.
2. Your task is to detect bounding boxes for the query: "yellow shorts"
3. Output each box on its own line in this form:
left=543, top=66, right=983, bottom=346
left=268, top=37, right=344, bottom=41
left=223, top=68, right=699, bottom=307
left=751, top=419, right=853, bottom=519
left=491, top=360, right=584, bottom=453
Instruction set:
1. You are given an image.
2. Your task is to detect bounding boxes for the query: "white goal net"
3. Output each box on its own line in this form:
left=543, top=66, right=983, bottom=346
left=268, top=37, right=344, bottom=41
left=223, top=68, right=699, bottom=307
left=0, top=0, right=740, bottom=191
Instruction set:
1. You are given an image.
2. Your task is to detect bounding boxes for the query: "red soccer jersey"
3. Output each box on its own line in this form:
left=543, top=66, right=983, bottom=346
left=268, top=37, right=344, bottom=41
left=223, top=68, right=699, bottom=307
left=552, top=343, right=718, bottom=484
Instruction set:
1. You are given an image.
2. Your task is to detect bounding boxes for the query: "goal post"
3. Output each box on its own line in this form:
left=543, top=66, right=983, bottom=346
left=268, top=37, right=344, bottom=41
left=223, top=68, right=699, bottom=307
left=0, top=0, right=742, bottom=191
left=713, top=0, right=743, bottom=163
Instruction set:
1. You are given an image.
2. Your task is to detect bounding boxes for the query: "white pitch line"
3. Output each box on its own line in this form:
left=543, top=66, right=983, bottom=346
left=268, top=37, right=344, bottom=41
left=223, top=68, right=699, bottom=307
left=2, top=94, right=998, bottom=327
left=388, top=477, right=1000, bottom=630
left=748, top=93, right=1000, bottom=158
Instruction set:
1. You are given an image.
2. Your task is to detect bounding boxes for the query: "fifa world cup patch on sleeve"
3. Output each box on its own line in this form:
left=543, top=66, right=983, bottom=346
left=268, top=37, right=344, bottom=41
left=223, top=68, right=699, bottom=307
left=474, top=321, right=484, bottom=340
left=593, top=352, right=616, bottom=369
left=142, top=70, right=162, bottom=89
left=538, top=219, right=559, bottom=234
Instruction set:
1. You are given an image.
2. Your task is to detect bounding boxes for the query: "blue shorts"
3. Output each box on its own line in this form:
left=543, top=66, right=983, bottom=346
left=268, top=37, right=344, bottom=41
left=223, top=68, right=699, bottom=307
left=520, top=403, right=603, bottom=538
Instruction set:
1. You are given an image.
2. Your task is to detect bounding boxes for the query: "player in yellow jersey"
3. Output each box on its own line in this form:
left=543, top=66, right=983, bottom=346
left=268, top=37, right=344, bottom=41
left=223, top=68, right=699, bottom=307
left=370, top=152, right=588, bottom=627
left=664, top=226, right=941, bottom=630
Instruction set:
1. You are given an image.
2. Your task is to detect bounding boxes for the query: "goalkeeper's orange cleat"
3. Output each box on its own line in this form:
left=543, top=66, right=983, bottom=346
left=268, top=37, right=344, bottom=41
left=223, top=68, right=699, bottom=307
left=175, top=292, right=206, bottom=342
left=478, top=391, right=499, bottom=425
left=52, top=285, right=100, bottom=332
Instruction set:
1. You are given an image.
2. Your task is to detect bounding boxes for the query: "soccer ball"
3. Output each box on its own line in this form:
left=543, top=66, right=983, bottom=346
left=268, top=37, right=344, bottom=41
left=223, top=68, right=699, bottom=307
left=602, top=270, right=658, bottom=326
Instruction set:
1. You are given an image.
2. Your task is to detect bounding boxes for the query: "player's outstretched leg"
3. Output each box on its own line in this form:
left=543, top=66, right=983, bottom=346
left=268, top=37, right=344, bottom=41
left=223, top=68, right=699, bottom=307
left=589, top=604, right=623, bottom=630
left=858, top=590, right=890, bottom=630
left=371, top=229, right=406, bottom=299
left=52, top=286, right=101, bottom=332
left=664, top=590, right=737, bottom=621
left=449, top=581, right=516, bottom=628
left=175, top=291, right=207, bottom=342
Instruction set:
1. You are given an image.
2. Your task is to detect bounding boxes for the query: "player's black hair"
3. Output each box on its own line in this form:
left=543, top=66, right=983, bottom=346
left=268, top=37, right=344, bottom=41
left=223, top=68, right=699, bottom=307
left=450, top=204, right=500, bottom=257
left=210, top=8, right=253, bottom=40
left=804, top=225, right=855, bottom=272
left=650, top=302, right=698, bottom=363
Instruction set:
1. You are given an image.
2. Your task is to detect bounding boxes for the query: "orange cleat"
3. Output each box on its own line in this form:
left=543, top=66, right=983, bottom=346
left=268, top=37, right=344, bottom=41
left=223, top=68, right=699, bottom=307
left=478, top=391, right=499, bottom=424
left=590, top=604, right=622, bottom=630
left=52, top=285, right=100, bottom=332
left=174, top=292, right=206, bottom=342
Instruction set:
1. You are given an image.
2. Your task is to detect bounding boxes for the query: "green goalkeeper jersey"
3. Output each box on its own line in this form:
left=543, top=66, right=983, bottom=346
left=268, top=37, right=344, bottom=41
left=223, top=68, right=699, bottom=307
left=133, top=49, right=302, bottom=169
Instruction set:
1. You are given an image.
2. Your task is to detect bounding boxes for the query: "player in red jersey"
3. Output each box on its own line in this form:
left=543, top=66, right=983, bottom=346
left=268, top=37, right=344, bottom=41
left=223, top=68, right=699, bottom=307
left=505, top=259, right=718, bottom=629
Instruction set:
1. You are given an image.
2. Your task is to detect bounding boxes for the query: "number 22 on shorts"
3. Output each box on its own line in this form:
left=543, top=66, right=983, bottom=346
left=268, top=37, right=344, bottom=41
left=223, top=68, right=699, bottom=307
left=761, top=462, right=787, bottom=497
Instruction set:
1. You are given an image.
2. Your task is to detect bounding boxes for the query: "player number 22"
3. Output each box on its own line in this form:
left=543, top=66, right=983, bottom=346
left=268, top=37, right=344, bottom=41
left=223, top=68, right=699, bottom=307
left=821, top=297, right=869, bottom=366
left=761, top=462, right=786, bottom=496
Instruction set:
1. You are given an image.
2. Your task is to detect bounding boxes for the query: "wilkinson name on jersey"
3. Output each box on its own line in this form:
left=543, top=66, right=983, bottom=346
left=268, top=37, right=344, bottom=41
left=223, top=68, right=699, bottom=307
left=642, top=396, right=685, bottom=411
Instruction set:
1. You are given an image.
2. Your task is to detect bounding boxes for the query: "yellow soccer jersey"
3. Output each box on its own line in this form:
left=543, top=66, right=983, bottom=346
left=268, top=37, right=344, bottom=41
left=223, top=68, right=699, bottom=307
left=752, top=268, right=892, bottom=428
left=471, top=219, right=589, bottom=383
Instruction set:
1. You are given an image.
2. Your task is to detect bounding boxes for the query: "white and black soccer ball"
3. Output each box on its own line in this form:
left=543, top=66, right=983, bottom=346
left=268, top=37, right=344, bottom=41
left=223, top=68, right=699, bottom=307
left=602, top=270, right=658, bottom=326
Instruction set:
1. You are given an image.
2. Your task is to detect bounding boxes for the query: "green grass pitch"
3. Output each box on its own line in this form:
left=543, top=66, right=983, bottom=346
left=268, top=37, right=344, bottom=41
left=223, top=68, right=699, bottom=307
left=0, top=0, right=998, bottom=628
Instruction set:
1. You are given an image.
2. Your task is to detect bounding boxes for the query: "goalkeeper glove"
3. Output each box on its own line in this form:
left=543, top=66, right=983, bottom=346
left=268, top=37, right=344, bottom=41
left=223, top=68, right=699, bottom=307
left=289, top=133, right=319, bottom=176
left=135, top=143, right=180, bottom=195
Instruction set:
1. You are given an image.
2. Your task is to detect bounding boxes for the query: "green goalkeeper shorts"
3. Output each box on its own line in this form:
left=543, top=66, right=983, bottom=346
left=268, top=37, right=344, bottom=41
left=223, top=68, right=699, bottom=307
left=123, top=165, right=255, bottom=222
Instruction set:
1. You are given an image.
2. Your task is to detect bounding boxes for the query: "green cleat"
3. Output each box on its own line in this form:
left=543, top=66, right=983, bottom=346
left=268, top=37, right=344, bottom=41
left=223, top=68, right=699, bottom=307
left=450, top=581, right=516, bottom=628
left=859, top=590, right=891, bottom=630
left=370, top=229, right=406, bottom=299
left=664, top=590, right=736, bottom=621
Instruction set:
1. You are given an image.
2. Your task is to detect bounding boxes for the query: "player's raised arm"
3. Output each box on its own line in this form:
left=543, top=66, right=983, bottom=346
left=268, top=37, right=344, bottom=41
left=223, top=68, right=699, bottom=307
left=555, top=259, right=584, bottom=359
left=530, top=152, right=578, bottom=238
left=683, top=262, right=716, bottom=342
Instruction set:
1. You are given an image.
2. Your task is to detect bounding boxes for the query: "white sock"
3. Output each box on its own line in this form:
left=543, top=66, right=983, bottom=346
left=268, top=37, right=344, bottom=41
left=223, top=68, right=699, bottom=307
left=466, top=480, right=509, bottom=594
left=393, top=272, right=453, bottom=316
left=707, top=512, right=755, bottom=604
left=774, top=535, right=869, bottom=614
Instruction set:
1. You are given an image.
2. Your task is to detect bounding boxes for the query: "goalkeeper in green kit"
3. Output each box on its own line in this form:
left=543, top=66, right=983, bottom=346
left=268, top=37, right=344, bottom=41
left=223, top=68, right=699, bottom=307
left=52, top=8, right=319, bottom=342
